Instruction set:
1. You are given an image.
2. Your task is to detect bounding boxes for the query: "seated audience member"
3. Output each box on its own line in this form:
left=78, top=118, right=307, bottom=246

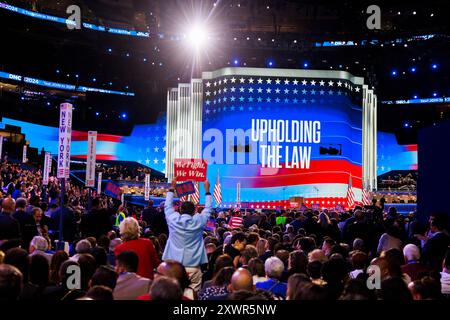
left=377, top=225, right=403, bottom=254
left=307, top=261, right=325, bottom=285
left=408, top=276, right=443, bottom=300
left=440, top=249, right=450, bottom=296
left=229, top=267, right=254, bottom=292
left=113, top=251, right=151, bottom=300
left=154, top=260, right=194, bottom=299
left=84, top=285, right=114, bottom=301
left=78, top=254, right=97, bottom=292
left=114, top=217, right=159, bottom=279
left=247, top=232, right=260, bottom=247
left=293, top=282, right=328, bottom=300
left=401, top=244, right=430, bottom=281
left=108, top=237, right=123, bottom=266
left=239, top=245, right=258, bottom=268
left=379, top=277, right=413, bottom=301
left=256, top=257, right=287, bottom=299
left=224, top=232, right=247, bottom=267
left=26, top=254, right=50, bottom=299
left=0, top=264, right=23, bottom=301
left=198, top=266, right=234, bottom=300
left=42, top=260, right=85, bottom=301
left=339, top=279, right=375, bottom=300
left=149, top=276, right=183, bottom=300
left=203, top=254, right=234, bottom=289
left=286, top=273, right=311, bottom=300
left=308, top=249, right=328, bottom=264
left=29, top=236, right=52, bottom=264
left=91, top=246, right=108, bottom=267
left=248, top=258, right=268, bottom=285
left=70, top=239, right=92, bottom=262
left=90, top=266, right=118, bottom=292
left=288, top=250, right=308, bottom=276
left=321, top=238, right=336, bottom=257
left=321, top=255, right=348, bottom=300
left=380, top=248, right=412, bottom=284
left=349, top=251, right=368, bottom=279
left=49, top=251, right=69, bottom=285
left=256, top=238, right=269, bottom=258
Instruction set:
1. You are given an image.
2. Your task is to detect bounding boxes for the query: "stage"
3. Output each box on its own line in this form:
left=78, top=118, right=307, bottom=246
left=165, top=67, right=377, bottom=208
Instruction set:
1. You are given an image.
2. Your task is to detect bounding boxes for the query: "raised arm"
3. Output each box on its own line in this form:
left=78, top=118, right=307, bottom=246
left=164, top=177, right=177, bottom=219
left=196, top=180, right=212, bottom=225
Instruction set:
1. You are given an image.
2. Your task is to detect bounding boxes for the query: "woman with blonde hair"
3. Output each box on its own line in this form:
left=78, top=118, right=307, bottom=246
left=256, top=238, right=269, bottom=257
left=114, top=217, right=159, bottom=279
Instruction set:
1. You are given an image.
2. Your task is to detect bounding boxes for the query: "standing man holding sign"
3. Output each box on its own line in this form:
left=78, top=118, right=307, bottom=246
left=163, top=177, right=211, bottom=292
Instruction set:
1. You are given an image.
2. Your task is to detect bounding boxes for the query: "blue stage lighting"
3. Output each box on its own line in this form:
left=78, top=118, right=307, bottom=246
left=391, top=70, right=398, bottom=76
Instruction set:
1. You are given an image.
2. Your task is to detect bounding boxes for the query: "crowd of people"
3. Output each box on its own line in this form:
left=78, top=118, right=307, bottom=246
left=0, top=162, right=449, bottom=301
left=378, top=172, right=417, bottom=191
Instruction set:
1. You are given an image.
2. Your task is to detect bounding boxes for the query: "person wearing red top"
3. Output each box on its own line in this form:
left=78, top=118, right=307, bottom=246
left=114, top=217, right=159, bottom=279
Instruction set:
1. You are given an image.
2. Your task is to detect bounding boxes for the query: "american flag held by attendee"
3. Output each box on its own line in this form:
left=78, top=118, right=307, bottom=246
left=213, top=169, right=222, bottom=206
left=191, top=182, right=200, bottom=204
left=346, top=175, right=356, bottom=208
left=228, top=214, right=243, bottom=229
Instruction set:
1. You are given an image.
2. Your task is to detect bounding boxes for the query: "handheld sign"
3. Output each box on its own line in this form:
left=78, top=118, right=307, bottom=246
left=144, top=173, right=150, bottom=201
left=205, top=218, right=216, bottom=233
left=104, top=180, right=121, bottom=199
left=22, top=145, right=27, bottom=163
left=43, top=152, right=52, bottom=186
left=85, top=131, right=97, bottom=187
left=97, top=172, right=102, bottom=194
left=174, top=158, right=207, bottom=182
left=57, top=103, right=73, bottom=178
left=175, top=181, right=196, bottom=198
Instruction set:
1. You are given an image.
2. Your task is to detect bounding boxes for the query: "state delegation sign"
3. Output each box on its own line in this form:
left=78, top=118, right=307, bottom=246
left=57, top=103, right=73, bottom=178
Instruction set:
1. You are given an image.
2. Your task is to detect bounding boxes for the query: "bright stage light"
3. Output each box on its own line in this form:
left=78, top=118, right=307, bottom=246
left=186, top=24, right=208, bottom=50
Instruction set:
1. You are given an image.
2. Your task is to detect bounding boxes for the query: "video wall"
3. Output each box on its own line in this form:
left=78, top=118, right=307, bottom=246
left=201, top=71, right=365, bottom=206
left=0, top=115, right=167, bottom=173
left=377, top=132, right=417, bottom=174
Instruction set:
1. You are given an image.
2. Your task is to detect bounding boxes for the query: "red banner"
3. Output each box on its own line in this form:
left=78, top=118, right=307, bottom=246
left=174, top=158, right=207, bottom=182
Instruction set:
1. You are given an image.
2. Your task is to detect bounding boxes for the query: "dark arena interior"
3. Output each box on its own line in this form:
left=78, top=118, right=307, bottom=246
left=0, top=0, right=450, bottom=311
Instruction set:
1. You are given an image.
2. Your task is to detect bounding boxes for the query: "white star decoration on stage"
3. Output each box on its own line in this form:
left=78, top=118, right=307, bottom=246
left=202, top=76, right=363, bottom=120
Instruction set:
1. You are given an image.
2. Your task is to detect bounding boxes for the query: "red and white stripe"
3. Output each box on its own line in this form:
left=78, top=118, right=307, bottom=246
left=229, top=216, right=243, bottom=229
left=362, top=188, right=371, bottom=206
left=213, top=170, right=222, bottom=206
left=346, top=175, right=356, bottom=208
left=191, top=182, right=200, bottom=204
